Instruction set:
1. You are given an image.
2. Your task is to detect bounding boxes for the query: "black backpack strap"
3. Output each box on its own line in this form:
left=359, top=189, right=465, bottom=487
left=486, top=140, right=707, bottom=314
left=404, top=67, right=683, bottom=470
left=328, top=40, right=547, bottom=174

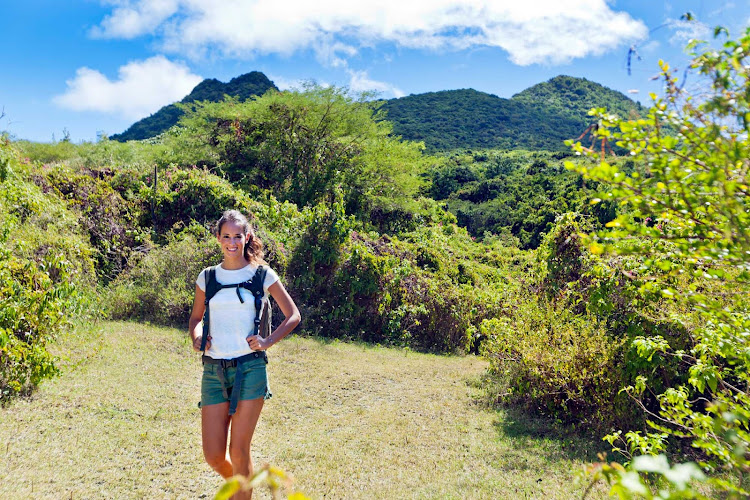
left=200, top=266, right=220, bottom=352
left=241, top=266, right=267, bottom=338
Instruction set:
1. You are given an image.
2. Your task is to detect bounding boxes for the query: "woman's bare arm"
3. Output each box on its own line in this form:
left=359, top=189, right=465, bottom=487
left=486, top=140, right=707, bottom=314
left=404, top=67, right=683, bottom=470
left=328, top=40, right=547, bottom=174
left=188, top=285, right=208, bottom=352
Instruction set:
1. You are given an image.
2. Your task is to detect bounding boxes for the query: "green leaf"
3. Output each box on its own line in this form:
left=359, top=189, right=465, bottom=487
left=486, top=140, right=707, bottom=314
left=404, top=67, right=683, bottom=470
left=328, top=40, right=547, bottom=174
left=618, top=470, right=650, bottom=496
left=632, top=454, right=670, bottom=475
left=214, top=478, right=242, bottom=500
left=663, top=462, right=706, bottom=489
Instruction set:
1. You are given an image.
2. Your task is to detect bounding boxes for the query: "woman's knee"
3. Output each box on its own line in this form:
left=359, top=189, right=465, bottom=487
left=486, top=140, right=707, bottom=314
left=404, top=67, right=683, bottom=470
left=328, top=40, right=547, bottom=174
left=229, top=442, right=252, bottom=468
left=204, top=449, right=228, bottom=470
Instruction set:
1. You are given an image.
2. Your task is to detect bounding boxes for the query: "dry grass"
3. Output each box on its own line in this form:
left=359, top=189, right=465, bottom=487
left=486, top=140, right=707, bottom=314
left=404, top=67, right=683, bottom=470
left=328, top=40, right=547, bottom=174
left=0, top=322, right=607, bottom=499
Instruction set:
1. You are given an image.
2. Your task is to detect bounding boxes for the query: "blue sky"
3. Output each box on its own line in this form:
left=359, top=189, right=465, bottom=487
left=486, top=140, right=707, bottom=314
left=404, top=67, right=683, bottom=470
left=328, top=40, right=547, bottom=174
left=1, top=1, right=748, bottom=143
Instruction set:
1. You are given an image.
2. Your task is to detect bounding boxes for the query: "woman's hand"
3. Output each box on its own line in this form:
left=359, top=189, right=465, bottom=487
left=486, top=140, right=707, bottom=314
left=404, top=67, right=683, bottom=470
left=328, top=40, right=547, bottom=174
left=246, top=335, right=270, bottom=351
left=193, top=335, right=211, bottom=352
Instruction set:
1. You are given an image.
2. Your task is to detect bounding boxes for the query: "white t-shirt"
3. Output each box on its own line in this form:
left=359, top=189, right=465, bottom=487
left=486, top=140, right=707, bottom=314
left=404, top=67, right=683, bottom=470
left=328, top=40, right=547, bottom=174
left=196, top=263, right=279, bottom=360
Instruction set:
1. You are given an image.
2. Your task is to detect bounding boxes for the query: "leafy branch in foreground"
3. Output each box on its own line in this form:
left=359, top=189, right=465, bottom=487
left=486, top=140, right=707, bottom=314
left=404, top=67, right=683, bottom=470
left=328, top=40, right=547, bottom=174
left=214, top=464, right=309, bottom=500
left=568, top=26, right=750, bottom=497
left=581, top=453, right=708, bottom=500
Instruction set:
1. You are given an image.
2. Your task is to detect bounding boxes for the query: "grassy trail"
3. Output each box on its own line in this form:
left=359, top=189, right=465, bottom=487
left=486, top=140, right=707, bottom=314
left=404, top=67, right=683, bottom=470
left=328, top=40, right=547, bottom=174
left=0, top=322, right=604, bottom=499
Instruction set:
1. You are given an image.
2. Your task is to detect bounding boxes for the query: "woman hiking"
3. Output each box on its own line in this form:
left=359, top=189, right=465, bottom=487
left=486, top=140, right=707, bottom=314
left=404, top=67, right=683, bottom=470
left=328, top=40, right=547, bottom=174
left=188, top=209, right=300, bottom=499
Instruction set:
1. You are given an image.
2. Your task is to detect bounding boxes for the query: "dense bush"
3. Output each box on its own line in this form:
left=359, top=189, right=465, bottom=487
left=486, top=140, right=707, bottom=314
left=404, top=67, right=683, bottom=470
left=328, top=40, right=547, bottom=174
left=164, top=86, right=432, bottom=232
left=479, top=213, right=697, bottom=432
left=480, top=302, right=630, bottom=429
left=105, top=224, right=221, bottom=325
left=0, top=139, right=96, bottom=403
left=287, top=192, right=524, bottom=352
left=145, top=164, right=260, bottom=235
left=36, top=163, right=145, bottom=282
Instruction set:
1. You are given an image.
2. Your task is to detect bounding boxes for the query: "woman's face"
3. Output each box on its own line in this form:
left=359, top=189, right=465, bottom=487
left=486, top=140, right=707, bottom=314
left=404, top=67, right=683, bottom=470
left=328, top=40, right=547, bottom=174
left=217, top=221, right=248, bottom=260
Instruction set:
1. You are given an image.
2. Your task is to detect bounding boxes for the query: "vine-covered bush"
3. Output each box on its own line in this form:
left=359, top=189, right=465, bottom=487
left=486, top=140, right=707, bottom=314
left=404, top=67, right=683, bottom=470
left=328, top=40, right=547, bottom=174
left=144, top=165, right=259, bottom=234
left=105, top=224, right=221, bottom=324
left=0, top=139, right=96, bottom=403
left=480, top=303, right=631, bottom=429
left=480, top=213, right=694, bottom=431
left=36, top=163, right=145, bottom=282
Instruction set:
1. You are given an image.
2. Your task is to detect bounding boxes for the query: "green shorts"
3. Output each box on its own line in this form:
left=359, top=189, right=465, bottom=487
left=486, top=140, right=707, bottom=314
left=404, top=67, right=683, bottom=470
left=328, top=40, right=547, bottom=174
left=200, top=355, right=272, bottom=407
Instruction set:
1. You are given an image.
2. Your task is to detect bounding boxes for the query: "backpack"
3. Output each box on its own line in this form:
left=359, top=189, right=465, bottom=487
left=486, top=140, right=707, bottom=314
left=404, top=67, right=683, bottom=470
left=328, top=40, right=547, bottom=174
left=200, top=265, right=272, bottom=352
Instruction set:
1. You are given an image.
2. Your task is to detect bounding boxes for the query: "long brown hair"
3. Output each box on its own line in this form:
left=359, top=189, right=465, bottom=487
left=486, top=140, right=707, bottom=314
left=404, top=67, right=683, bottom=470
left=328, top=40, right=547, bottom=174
left=215, top=210, right=265, bottom=265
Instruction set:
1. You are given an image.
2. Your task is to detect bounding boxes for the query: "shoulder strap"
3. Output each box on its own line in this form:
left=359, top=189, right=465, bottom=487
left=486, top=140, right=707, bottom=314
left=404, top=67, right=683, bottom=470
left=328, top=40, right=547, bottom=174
left=249, top=266, right=267, bottom=295
left=249, top=266, right=267, bottom=338
left=204, top=266, right=221, bottom=301
left=253, top=266, right=272, bottom=339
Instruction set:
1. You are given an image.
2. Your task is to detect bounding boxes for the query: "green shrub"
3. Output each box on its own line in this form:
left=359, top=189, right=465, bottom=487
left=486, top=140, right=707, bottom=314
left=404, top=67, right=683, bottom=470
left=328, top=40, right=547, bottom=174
left=105, top=224, right=221, bottom=325
left=288, top=204, right=517, bottom=352
left=38, top=163, right=145, bottom=282
left=15, top=137, right=166, bottom=171
left=0, top=139, right=96, bottom=403
left=0, top=254, right=82, bottom=402
left=477, top=212, right=699, bottom=432
left=480, top=301, right=634, bottom=429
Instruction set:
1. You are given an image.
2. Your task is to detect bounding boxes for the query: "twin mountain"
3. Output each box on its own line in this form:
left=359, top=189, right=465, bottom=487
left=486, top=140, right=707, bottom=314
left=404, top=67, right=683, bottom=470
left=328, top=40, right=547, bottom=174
left=110, top=71, right=644, bottom=151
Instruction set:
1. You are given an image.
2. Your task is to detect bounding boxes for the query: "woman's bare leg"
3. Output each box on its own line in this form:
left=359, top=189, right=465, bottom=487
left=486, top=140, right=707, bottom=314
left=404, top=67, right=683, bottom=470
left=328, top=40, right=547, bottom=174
left=202, top=402, right=233, bottom=478
left=229, top=398, right=264, bottom=500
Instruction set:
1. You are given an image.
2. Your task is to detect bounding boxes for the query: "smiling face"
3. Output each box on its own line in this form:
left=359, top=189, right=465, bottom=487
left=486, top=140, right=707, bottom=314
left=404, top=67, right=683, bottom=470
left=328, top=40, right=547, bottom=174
left=217, top=220, right=249, bottom=263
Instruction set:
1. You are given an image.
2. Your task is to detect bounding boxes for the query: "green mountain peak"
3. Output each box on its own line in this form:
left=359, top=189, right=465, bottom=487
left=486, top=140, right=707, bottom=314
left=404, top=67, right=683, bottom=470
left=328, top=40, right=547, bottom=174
left=109, top=71, right=278, bottom=142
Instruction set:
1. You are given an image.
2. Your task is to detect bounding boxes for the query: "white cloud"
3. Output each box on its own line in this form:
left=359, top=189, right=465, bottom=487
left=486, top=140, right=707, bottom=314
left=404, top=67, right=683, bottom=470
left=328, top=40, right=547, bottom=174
left=91, top=0, right=179, bottom=38
left=93, top=0, right=648, bottom=66
left=53, top=56, right=202, bottom=119
left=668, top=18, right=711, bottom=46
left=267, top=74, right=310, bottom=91
left=348, top=70, right=404, bottom=98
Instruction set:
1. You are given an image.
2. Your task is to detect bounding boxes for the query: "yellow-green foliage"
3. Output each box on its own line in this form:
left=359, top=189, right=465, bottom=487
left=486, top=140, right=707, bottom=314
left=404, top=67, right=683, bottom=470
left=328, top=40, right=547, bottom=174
left=16, top=136, right=167, bottom=172
left=38, top=163, right=146, bottom=282
left=105, top=224, right=221, bottom=324
left=0, top=139, right=97, bottom=402
left=480, top=302, right=631, bottom=429
left=567, top=28, right=750, bottom=496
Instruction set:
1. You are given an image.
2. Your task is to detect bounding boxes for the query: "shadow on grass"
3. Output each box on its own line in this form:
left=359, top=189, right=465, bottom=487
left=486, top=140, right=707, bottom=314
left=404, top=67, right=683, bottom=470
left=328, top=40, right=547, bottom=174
left=467, top=371, right=611, bottom=469
left=495, top=406, right=609, bottom=464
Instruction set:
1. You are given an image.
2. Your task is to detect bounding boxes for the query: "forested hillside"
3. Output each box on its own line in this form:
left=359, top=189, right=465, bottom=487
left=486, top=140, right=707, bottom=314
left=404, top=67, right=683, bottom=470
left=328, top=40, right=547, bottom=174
left=426, top=149, right=615, bottom=249
left=512, top=75, right=642, bottom=124
left=381, top=76, right=645, bottom=151
left=110, top=71, right=277, bottom=142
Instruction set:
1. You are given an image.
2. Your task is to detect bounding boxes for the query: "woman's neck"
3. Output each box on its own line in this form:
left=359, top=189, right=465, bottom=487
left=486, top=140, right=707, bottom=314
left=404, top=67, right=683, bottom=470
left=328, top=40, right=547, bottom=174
left=221, top=257, right=250, bottom=270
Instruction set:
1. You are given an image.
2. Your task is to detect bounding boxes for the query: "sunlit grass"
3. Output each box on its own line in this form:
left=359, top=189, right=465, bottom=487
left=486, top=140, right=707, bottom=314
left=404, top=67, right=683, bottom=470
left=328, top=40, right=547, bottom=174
left=0, top=322, right=607, bottom=498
